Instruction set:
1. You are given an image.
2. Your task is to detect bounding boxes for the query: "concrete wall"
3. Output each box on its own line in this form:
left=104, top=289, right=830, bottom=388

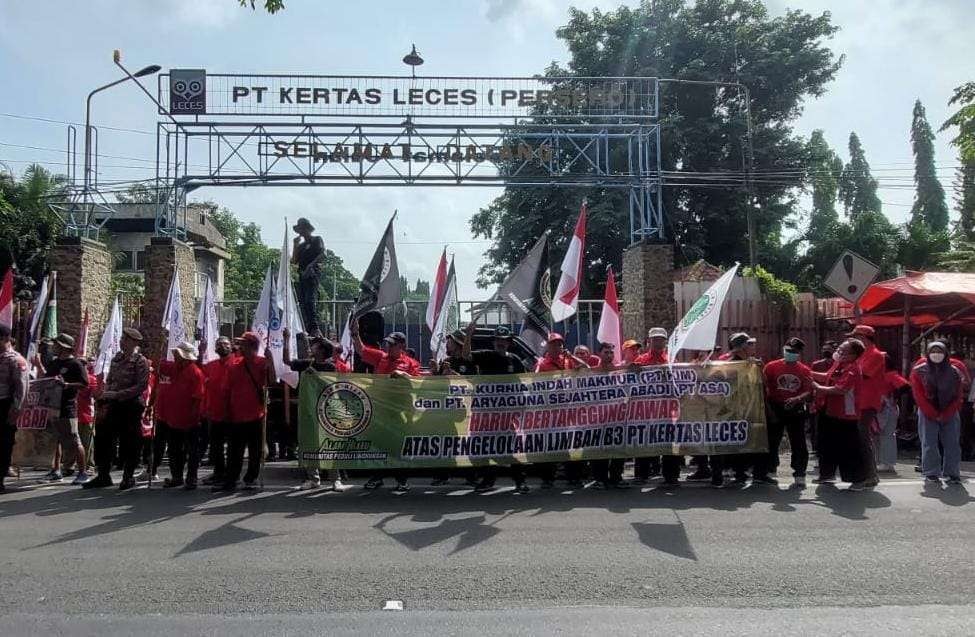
left=48, top=237, right=113, bottom=353
left=621, top=242, right=675, bottom=342
left=142, top=237, right=198, bottom=360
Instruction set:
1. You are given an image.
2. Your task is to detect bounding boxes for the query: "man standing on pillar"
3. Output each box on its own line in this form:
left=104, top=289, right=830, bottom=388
left=292, top=217, right=325, bottom=337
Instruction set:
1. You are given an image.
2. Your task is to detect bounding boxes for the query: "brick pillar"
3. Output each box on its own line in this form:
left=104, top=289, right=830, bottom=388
left=48, top=237, right=113, bottom=351
left=143, top=237, right=197, bottom=360
left=621, top=242, right=675, bottom=341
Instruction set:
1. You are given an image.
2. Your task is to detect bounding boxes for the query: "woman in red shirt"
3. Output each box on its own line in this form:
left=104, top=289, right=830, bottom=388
left=812, top=338, right=870, bottom=490
left=910, top=341, right=965, bottom=484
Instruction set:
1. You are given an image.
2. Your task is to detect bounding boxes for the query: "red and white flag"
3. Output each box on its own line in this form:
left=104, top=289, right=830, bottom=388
left=551, top=201, right=587, bottom=322
left=0, top=267, right=12, bottom=330
left=425, top=248, right=448, bottom=332
left=77, top=308, right=90, bottom=358
left=596, top=266, right=622, bottom=365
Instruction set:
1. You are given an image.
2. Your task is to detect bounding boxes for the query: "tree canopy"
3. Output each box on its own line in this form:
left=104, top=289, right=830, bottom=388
left=471, top=0, right=843, bottom=292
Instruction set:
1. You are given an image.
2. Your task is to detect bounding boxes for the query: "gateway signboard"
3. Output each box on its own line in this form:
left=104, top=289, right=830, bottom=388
left=160, top=72, right=657, bottom=119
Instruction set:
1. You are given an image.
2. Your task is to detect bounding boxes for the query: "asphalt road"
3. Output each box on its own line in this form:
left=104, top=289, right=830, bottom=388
left=1, top=460, right=974, bottom=635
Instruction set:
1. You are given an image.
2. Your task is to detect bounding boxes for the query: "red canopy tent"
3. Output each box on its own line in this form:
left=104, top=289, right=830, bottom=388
left=858, top=271, right=975, bottom=372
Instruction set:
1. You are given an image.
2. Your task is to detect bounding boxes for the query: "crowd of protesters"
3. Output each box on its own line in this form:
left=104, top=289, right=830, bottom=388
left=0, top=316, right=970, bottom=494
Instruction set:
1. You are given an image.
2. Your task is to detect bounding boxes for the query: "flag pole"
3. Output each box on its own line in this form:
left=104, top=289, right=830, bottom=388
left=259, top=266, right=273, bottom=491
left=282, top=219, right=291, bottom=466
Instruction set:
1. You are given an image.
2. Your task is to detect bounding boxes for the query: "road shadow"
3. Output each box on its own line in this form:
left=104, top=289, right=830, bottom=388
left=920, top=481, right=975, bottom=506
left=631, top=517, right=697, bottom=560
left=174, top=512, right=273, bottom=557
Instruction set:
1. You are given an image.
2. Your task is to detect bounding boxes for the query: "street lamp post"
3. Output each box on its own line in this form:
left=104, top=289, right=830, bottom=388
left=82, top=58, right=160, bottom=193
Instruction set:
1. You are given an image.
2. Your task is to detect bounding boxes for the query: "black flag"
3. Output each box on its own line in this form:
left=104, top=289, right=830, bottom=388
left=352, top=214, right=401, bottom=318
left=487, top=233, right=552, bottom=356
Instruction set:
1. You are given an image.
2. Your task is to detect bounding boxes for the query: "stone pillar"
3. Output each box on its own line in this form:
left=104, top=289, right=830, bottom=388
left=621, top=242, right=675, bottom=341
left=48, top=237, right=113, bottom=351
left=143, top=237, right=197, bottom=360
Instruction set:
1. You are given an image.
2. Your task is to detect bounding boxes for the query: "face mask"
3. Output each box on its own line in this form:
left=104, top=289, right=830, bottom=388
left=929, top=352, right=946, bottom=364
left=783, top=351, right=799, bottom=363
left=832, top=351, right=841, bottom=362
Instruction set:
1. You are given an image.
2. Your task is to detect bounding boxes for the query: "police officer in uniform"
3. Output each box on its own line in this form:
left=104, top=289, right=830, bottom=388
left=0, top=325, right=28, bottom=492
left=84, top=328, right=150, bottom=491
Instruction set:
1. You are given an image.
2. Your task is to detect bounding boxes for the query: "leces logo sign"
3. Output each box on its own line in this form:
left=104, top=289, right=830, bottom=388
left=170, top=69, right=206, bottom=115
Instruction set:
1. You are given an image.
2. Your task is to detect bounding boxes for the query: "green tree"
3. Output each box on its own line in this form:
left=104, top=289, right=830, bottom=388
left=0, top=164, right=67, bottom=296
left=838, top=132, right=881, bottom=219
left=470, top=0, right=842, bottom=290
left=956, top=160, right=975, bottom=240
left=797, top=131, right=845, bottom=290
left=941, top=82, right=975, bottom=163
left=209, top=205, right=358, bottom=300
left=114, top=182, right=166, bottom=204
left=238, top=0, right=284, bottom=13
left=910, top=100, right=949, bottom=232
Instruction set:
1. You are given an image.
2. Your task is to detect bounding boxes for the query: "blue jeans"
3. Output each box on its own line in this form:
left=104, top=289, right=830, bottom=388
left=875, top=402, right=899, bottom=467
left=919, top=411, right=961, bottom=479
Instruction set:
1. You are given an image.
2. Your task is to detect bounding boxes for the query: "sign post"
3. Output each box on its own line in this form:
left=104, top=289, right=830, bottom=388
left=823, top=250, right=880, bottom=321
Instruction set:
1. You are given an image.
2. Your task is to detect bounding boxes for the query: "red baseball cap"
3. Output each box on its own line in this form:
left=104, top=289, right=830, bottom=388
left=846, top=325, right=875, bottom=339
left=235, top=331, right=261, bottom=347
left=547, top=332, right=564, bottom=343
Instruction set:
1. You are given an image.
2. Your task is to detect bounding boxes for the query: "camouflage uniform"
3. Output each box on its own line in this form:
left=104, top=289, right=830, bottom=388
left=0, top=349, right=29, bottom=482
left=93, top=351, right=150, bottom=483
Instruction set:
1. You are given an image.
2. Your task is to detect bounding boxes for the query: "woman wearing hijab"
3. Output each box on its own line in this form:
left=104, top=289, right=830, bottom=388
left=910, top=342, right=965, bottom=484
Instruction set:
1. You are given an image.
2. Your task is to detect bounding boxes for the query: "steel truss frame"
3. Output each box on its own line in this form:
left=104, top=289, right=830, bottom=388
left=154, top=76, right=664, bottom=244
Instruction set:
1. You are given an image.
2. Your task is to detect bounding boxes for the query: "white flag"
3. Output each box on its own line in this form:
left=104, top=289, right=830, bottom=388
left=551, top=202, right=587, bottom=322
left=196, top=276, right=219, bottom=364
left=276, top=222, right=304, bottom=387
left=95, top=296, right=122, bottom=377
left=25, top=275, right=50, bottom=376
left=668, top=263, right=739, bottom=361
left=430, top=258, right=459, bottom=364
left=161, top=266, right=186, bottom=362
left=251, top=266, right=275, bottom=359
left=595, top=266, right=622, bottom=365
left=339, top=312, right=354, bottom=367
left=426, top=249, right=448, bottom=332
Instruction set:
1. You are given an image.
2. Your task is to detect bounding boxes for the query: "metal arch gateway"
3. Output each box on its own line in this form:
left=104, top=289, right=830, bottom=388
left=153, top=71, right=664, bottom=244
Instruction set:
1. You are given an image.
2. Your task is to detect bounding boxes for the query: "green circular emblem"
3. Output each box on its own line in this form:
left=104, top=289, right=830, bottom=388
left=681, top=292, right=717, bottom=330
left=316, top=382, right=372, bottom=438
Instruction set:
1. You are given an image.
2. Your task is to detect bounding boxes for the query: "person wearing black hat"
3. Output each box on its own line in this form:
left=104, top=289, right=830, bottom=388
left=292, top=217, right=325, bottom=337
left=429, top=325, right=480, bottom=487
left=43, top=333, right=90, bottom=485
left=755, top=337, right=812, bottom=487
left=469, top=324, right=530, bottom=494
left=84, top=327, right=150, bottom=490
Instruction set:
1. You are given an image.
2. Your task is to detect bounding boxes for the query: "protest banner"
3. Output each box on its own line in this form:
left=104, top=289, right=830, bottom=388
left=12, top=378, right=63, bottom=469
left=298, top=361, right=767, bottom=470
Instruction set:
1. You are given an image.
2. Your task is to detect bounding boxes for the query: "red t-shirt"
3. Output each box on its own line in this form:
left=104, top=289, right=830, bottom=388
left=535, top=353, right=577, bottom=372
left=334, top=357, right=351, bottom=374
left=884, top=370, right=909, bottom=395
left=586, top=354, right=601, bottom=368
left=822, top=361, right=862, bottom=420
left=634, top=349, right=668, bottom=366
left=359, top=346, right=421, bottom=376
left=763, top=358, right=812, bottom=404
left=226, top=355, right=269, bottom=423
left=810, top=358, right=833, bottom=373
left=857, top=344, right=887, bottom=411
left=202, top=355, right=235, bottom=422
left=158, top=360, right=206, bottom=429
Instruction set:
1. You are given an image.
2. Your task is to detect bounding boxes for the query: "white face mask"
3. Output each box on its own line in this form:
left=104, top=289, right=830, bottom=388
left=832, top=351, right=841, bottom=362
left=929, top=352, right=946, bottom=364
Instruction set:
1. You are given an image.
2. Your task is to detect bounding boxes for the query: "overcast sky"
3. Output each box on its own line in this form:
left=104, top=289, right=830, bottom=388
left=1, top=0, right=971, bottom=301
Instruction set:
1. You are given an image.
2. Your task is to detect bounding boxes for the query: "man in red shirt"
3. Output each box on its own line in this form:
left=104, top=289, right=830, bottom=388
left=591, top=342, right=629, bottom=490
left=352, top=325, right=421, bottom=492
left=756, top=337, right=812, bottom=487
left=573, top=345, right=601, bottom=369
left=535, top=333, right=588, bottom=373
left=158, top=342, right=206, bottom=489
left=621, top=340, right=641, bottom=366
left=352, top=327, right=421, bottom=378
left=635, top=327, right=669, bottom=366
left=201, top=336, right=235, bottom=486
left=847, top=325, right=883, bottom=487
left=214, top=332, right=273, bottom=492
